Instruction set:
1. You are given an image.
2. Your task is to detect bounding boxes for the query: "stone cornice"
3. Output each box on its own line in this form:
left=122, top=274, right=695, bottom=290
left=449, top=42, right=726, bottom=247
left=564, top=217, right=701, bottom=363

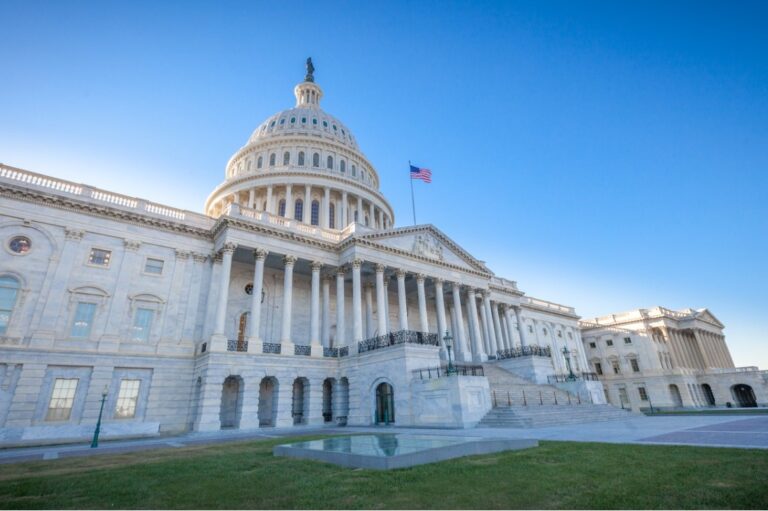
left=213, top=217, right=338, bottom=251
left=0, top=184, right=213, bottom=241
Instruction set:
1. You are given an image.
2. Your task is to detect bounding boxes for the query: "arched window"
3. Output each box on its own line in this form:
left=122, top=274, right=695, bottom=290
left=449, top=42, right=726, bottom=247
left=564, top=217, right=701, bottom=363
left=294, top=199, right=304, bottom=221
left=298, top=151, right=305, bottom=166
left=246, top=160, right=251, bottom=171
left=269, top=153, right=276, bottom=166
left=283, top=152, right=290, bottom=166
left=262, top=201, right=267, bottom=211
left=329, top=203, right=336, bottom=229
left=351, top=164, right=356, bottom=176
left=0, top=276, right=20, bottom=334
left=311, top=200, right=320, bottom=226
left=312, top=153, right=320, bottom=167
left=327, top=156, right=333, bottom=169
left=278, top=199, right=286, bottom=217
left=365, top=215, right=370, bottom=226
left=354, top=210, right=359, bottom=222
left=257, top=156, right=263, bottom=169
left=340, top=160, right=346, bottom=173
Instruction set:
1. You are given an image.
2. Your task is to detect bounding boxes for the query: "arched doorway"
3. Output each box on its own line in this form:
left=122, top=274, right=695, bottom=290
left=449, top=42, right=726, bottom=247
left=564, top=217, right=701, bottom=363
left=258, top=377, right=279, bottom=426
left=375, top=382, right=395, bottom=425
left=292, top=378, right=309, bottom=425
left=220, top=376, right=243, bottom=429
left=702, top=384, right=716, bottom=406
left=732, top=384, right=757, bottom=408
left=322, top=378, right=335, bottom=423
left=669, top=384, right=683, bottom=408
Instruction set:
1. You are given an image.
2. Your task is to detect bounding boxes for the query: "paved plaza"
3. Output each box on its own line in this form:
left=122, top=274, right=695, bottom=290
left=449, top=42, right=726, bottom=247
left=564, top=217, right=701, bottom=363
left=0, top=414, right=765, bottom=467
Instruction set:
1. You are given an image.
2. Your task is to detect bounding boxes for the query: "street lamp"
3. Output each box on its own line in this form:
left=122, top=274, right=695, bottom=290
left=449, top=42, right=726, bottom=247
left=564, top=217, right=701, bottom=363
left=561, top=346, right=577, bottom=381
left=91, top=385, right=109, bottom=448
left=443, top=330, right=455, bottom=375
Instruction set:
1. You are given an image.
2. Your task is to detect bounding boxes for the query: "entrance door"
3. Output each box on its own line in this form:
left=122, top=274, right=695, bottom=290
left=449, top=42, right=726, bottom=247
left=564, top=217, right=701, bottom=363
left=220, top=376, right=241, bottom=429
left=375, top=382, right=395, bottom=424
left=669, top=384, right=683, bottom=407
left=732, top=384, right=757, bottom=407
left=702, top=384, right=716, bottom=406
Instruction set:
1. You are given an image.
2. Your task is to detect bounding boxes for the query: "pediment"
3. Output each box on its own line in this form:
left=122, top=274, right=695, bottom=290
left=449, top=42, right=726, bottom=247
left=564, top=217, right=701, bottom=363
left=357, top=225, right=492, bottom=274
left=694, top=309, right=724, bottom=328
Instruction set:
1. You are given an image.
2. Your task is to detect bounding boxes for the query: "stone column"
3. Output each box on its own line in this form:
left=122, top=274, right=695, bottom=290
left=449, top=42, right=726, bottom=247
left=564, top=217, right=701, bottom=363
left=304, top=186, right=312, bottom=223
left=451, top=284, right=470, bottom=361
left=478, top=295, right=491, bottom=355
left=383, top=279, right=390, bottom=333
left=341, top=191, right=348, bottom=227
left=280, top=255, right=297, bottom=350
left=482, top=293, right=498, bottom=356
left=369, top=202, right=375, bottom=227
left=322, top=187, right=331, bottom=229
left=467, top=289, right=487, bottom=362
left=285, top=184, right=294, bottom=219
left=248, top=189, right=255, bottom=209
left=247, top=248, right=268, bottom=352
left=321, top=275, right=331, bottom=348
left=356, top=197, right=364, bottom=223
left=375, top=264, right=388, bottom=337
left=514, top=306, right=528, bottom=347
left=416, top=274, right=429, bottom=333
left=434, top=278, right=448, bottom=356
left=211, top=242, right=236, bottom=351
left=491, top=302, right=504, bottom=351
left=335, top=268, right=346, bottom=347
left=364, top=283, right=374, bottom=338
left=266, top=185, right=273, bottom=213
left=396, top=269, right=408, bottom=331
left=309, top=261, right=322, bottom=356
left=504, top=307, right=517, bottom=349
left=352, top=259, right=363, bottom=343
left=692, top=329, right=712, bottom=369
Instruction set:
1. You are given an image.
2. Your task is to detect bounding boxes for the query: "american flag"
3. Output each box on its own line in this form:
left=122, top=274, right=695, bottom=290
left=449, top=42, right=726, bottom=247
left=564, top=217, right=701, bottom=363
left=409, top=165, right=432, bottom=183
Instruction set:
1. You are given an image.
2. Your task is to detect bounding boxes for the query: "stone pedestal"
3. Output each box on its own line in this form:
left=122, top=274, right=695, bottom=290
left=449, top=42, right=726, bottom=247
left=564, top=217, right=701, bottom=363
left=497, top=356, right=554, bottom=384
left=410, top=375, right=491, bottom=428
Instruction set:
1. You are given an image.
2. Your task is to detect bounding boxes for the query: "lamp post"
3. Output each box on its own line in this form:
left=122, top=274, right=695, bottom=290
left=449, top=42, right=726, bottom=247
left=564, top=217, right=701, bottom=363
left=443, top=330, right=455, bottom=375
left=561, top=346, right=577, bottom=381
left=91, top=385, right=109, bottom=448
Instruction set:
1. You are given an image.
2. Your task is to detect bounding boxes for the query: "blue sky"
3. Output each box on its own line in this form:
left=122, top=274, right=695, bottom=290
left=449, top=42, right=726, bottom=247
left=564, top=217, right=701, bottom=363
left=1, top=1, right=766, bottom=367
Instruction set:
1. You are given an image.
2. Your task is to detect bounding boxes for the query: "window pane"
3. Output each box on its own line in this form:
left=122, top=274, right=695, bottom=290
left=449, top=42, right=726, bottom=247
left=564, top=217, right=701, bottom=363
left=89, top=248, right=112, bottom=266
left=46, top=378, right=78, bottom=421
left=132, top=308, right=154, bottom=342
left=115, top=379, right=141, bottom=418
left=0, top=276, right=19, bottom=334
left=144, top=258, right=164, bottom=275
left=71, top=302, right=96, bottom=338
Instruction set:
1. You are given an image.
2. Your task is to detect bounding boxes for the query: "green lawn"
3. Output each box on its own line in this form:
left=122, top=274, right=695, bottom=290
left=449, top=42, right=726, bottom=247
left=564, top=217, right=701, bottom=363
left=0, top=436, right=766, bottom=509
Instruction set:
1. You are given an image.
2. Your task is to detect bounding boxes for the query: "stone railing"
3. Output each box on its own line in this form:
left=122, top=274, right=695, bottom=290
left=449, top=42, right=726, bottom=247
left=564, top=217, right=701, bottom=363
left=358, top=330, right=439, bottom=354
left=262, top=342, right=282, bottom=354
left=0, top=163, right=211, bottom=228
left=496, top=345, right=552, bottom=359
left=227, top=203, right=346, bottom=243
left=226, top=339, right=248, bottom=352
left=520, top=297, right=576, bottom=315
left=547, top=372, right=599, bottom=383
left=294, top=344, right=311, bottom=356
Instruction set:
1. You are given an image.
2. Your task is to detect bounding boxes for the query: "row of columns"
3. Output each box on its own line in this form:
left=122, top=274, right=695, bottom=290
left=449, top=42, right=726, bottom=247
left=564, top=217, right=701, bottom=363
left=663, top=327, right=734, bottom=370
left=229, top=185, right=391, bottom=230
left=210, top=247, right=540, bottom=363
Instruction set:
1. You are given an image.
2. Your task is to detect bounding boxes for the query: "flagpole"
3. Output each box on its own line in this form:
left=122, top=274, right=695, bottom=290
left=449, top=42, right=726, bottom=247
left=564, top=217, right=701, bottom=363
left=408, top=161, right=417, bottom=225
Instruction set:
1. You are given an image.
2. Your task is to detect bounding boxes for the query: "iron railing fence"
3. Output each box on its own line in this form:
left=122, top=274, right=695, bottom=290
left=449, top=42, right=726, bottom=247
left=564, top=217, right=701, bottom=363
left=358, top=330, right=439, bottom=354
left=323, top=346, right=350, bottom=358
left=262, top=342, right=282, bottom=354
left=547, top=372, right=599, bottom=384
left=226, top=340, right=248, bottom=352
left=496, top=345, right=552, bottom=359
left=413, top=364, right=485, bottom=380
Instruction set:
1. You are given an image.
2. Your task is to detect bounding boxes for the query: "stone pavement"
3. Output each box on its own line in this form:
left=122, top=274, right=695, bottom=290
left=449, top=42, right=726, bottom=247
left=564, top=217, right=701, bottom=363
left=0, top=414, right=764, bottom=466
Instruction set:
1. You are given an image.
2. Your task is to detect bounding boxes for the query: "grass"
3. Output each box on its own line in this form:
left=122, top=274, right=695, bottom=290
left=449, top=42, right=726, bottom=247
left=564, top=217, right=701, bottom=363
left=0, top=436, right=767, bottom=509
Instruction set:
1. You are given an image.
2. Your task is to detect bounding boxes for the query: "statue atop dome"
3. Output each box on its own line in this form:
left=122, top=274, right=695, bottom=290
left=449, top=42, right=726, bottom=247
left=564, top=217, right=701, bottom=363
left=305, top=57, right=315, bottom=83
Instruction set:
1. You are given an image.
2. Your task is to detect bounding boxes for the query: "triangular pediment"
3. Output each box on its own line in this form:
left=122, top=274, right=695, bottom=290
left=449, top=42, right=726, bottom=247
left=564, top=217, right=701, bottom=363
left=356, top=225, right=492, bottom=274
left=694, top=308, right=725, bottom=328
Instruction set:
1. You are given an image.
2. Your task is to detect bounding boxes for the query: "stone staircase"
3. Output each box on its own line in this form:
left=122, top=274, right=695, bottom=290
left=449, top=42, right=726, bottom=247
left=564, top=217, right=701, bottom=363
left=478, top=363, right=633, bottom=428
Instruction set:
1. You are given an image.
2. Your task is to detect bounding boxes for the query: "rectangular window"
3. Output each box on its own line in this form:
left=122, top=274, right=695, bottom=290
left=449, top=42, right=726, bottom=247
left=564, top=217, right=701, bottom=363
left=638, top=387, right=648, bottom=401
left=612, top=361, right=621, bottom=374
left=132, top=308, right=154, bottom=342
left=46, top=378, right=78, bottom=421
left=88, top=248, right=112, bottom=267
left=630, top=358, right=640, bottom=372
left=624, top=337, right=632, bottom=344
left=144, top=258, right=164, bottom=275
left=528, top=325, right=534, bottom=333
left=115, top=379, right=141, bottom=418
left=70, top=302, right=96, bottom=338
left=589, top=342, right=596, bottom=349
left=595, top=362, right=603, bottom=375
left=606, top=339, right=614, bottom=346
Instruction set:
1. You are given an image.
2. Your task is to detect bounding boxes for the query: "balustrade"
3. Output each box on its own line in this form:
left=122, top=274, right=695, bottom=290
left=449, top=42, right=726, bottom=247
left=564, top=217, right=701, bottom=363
left=496, top=345, right=552, bottom=359
left=357, top=330, right=439, bottom=354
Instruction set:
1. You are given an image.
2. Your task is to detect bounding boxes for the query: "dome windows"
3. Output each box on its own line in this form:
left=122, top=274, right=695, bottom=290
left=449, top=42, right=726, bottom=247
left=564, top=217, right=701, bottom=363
left=269, top=153, right=276, bottom=166
left=332, top=124, right=337, bottom=131
left=279, top=118, right=285, bottom=125
left=257, top=156, right=263, bottom=169
left=312, top=153, right=320, bottom=167
left=329, top=204, right=335, bottom=229
left=327, top=156, right=333, bottom=169
left=270, top=121, right=276, bottom=128
left=311, top=200, right=320, bottom=226
left=278, top=199, right=286, bottom=217
left=283, top=152, right=290, bottom=165
left=298, top=151, right=305, bottom=166
left=322, top=120, right=328, bottom=128
left=290, top=117, right=296, bottom=124
left=351, top=164, right=356, bottom=176
left=294, top=199, right=304, bottom=221
left=340, top=160, right=346, bottom=173
left=301, top=117, right=307, bottom=124
left=312, top=118, right=318, bottom=125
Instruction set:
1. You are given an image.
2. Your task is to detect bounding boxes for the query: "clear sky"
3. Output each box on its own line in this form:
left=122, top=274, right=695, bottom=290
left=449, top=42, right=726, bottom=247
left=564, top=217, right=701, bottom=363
left=1, top=1, right=766, bottom=367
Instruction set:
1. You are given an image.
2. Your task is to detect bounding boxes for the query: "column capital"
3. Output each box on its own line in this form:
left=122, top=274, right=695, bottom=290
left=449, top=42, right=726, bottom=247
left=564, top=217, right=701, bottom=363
left=310, top=260, right=323, bottom=271
left=192, top=252, right=208, bottom=263
left=416, top=273, right=426, bottom=283
left=123, top=239, right=141, bottom=251
left=283, top=254, right=298, bottom=266
left=352, top=258, right=363, bottom=269
left=254, top=248, right=268, bottom=260
left=433, top=277, right=444, bottom=285
left=175, top=249, right=191, bottom=260
left=395, top=268, right=407, bottom=279
left=375, top=263, right=386, bottom=273
left=220, top=242, right=237, bottom=254
left=336, top=266, right=347, bottom=276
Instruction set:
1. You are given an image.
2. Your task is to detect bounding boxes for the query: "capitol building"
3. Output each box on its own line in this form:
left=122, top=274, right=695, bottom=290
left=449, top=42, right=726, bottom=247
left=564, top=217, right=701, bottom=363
left=0, top=62, right=764, bottom=445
